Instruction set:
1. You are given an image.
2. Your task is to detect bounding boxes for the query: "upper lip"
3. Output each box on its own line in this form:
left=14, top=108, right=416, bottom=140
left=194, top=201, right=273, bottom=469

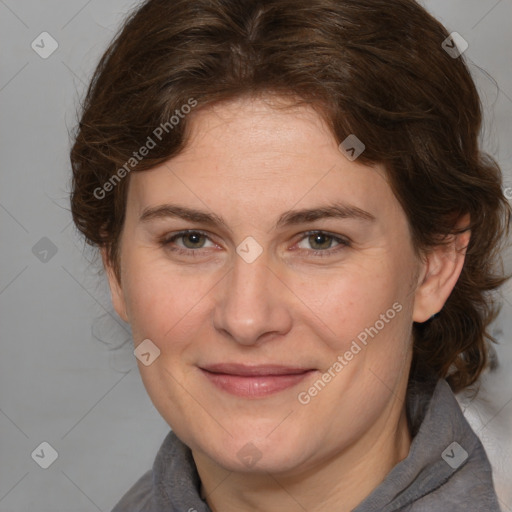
left=200, top=363, right=314, bottom=376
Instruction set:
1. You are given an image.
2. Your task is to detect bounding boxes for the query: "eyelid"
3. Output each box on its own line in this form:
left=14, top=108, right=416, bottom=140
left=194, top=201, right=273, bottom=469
left=292, top=230, right=351, bottom=257
left=159, top=229, right=217, bottom=249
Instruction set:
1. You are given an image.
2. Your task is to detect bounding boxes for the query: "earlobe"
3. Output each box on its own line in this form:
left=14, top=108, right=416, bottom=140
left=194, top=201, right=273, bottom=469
left=412, top=215, right=471, bottom=323
left=100, top=247, right=129, bottom=323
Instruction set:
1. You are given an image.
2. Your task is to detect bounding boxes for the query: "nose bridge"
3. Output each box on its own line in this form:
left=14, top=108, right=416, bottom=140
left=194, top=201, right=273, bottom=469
left=212, top=248, right=292, bottom=345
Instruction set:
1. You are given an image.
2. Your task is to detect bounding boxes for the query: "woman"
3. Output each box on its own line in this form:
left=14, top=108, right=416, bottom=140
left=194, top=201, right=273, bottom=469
left=69, top=0, right=511, bottom=510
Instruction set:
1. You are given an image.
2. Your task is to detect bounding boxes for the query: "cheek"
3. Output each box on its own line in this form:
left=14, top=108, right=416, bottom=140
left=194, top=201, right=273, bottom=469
left=121, top=255, right=213, bottom=348
left=301, top=263, right=402, bottom=352
left=119, top=252, right=167, bottom=334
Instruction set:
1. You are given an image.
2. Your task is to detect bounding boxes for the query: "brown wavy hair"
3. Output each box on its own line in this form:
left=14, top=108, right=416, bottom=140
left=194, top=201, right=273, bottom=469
left=69, top=0, right=511, bottom=393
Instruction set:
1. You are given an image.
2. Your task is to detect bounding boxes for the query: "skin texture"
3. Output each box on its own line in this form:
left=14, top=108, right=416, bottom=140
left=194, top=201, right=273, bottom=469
left=102, top=95, right=470, bottom=512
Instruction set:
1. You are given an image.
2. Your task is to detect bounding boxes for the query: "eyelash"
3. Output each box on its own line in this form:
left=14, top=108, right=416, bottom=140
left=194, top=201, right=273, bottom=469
left=159, top=230, right=351, bottom=258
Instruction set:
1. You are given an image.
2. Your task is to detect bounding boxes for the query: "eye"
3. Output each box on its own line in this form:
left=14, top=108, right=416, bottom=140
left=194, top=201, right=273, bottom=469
left=160, top=230, right=216, bottom=256
left=294, top=231, right=350, bottom=257
left=159, top=229, right=351, bottom=258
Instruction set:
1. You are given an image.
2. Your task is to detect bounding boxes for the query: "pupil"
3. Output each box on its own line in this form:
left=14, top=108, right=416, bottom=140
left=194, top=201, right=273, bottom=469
left=312, top=233, right=330, bottom=249
left=185, top=233, right=203, bottom=248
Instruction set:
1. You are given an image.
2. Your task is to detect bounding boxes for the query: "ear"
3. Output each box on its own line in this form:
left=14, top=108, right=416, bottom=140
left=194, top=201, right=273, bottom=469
left=100, top=247, right=129, bottom=323
left=413, top=213, right=471, bottom=323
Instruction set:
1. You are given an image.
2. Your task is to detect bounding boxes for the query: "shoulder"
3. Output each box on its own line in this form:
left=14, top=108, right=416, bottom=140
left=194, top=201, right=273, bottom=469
left=406, top=379, right=501, bottom=511
left=111, top=469, right=153, bottom=512
left=110, top=430, right=209, bottom=512
left=355, top=378, right=502, bottom=511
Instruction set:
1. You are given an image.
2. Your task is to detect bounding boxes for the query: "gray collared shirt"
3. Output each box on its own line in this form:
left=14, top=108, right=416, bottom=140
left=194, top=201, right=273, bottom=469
left=111, top=378, right=501, bottom=511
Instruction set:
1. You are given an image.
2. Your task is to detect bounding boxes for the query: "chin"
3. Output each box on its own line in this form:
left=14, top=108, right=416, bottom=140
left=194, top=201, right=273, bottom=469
left=200, top=431, right=311, bottom=474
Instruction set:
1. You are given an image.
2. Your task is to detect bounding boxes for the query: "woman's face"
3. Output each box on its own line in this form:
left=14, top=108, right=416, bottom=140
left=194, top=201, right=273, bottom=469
left=104, top=96, right=431, bottom=474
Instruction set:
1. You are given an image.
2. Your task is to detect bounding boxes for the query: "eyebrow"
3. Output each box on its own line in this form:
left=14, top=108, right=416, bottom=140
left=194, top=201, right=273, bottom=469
left=139, top=201, right=376, bottom=231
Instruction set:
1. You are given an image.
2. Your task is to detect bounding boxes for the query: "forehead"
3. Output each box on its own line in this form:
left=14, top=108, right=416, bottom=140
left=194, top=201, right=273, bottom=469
left=126, top=96, right=396, bottom=223
left=180, top=96, right=342, bottom=163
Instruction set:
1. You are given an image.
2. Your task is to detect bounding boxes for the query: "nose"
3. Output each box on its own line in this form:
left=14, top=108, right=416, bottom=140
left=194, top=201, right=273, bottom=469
left=212, top=247, right=293, bottom=346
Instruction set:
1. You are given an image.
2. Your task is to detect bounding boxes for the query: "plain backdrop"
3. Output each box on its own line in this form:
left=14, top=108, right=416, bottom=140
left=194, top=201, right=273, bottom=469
left=1, top=1, right=511, bottom=510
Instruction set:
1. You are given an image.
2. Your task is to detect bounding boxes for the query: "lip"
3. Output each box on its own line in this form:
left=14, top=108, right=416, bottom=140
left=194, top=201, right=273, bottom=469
left=200, top=363, right=317, bottom=398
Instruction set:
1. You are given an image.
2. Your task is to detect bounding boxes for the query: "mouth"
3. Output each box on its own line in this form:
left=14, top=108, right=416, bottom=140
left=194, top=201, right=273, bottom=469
left=199, top=363, right=317, bottom=398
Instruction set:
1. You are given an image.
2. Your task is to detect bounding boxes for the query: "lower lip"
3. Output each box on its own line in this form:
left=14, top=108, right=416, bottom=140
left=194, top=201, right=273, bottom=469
left=200, top=369, right=316, bottom=398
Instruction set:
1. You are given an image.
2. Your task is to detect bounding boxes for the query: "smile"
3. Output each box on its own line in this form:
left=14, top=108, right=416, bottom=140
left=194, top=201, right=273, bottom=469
left=199, top=364, right=317, bottom=398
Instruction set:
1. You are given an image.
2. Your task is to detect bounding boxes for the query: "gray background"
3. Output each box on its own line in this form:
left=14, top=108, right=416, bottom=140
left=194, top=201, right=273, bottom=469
left=1, top=0, right=511, bottom=510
